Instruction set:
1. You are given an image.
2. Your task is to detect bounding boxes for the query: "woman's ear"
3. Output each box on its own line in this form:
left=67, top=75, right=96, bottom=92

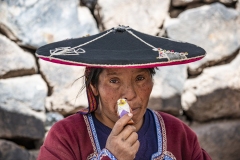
left=90, top=83, right=99, bottom=96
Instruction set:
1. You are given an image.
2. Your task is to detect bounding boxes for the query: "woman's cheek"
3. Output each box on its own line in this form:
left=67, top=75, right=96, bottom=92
left=140, top=81, right=153, bottom=91
left=102, top=85, right=118, bottom=96
left=99, top=84, right=119, bottom=105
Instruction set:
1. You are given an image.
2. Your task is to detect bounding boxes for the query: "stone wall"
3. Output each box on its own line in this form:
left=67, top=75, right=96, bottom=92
left=0, top=0, right=240, bottom=159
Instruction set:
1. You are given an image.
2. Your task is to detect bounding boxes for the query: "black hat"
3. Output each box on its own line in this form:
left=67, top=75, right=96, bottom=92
left=36, top=25, right=206, bottom=68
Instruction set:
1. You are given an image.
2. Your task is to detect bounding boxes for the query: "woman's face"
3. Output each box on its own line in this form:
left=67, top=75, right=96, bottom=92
left=90, top=68, right=153, bottom=130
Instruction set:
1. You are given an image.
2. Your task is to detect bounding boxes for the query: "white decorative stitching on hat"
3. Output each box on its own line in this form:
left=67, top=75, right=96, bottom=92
left=50, top=47, right=85, bottom=56
left=49, top=29, right=114, bottom=57
left=156, top=48, right=188, bottom=61
left=47, top=25, right=154, bottom=57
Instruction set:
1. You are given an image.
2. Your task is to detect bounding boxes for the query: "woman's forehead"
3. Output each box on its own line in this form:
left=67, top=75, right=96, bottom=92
left=102, top=68, right=149, bottom=75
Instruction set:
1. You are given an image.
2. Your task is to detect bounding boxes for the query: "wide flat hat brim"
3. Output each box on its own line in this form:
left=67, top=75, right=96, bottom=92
left=36, top=26, right=206, bottom=68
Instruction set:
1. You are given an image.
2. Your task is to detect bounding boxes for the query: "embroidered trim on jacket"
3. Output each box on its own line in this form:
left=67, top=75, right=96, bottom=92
left=83, top=115, right=98, bottom=153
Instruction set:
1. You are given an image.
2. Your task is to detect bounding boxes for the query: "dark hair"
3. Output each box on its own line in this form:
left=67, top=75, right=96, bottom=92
left=85, top=68, right=156, bottom=87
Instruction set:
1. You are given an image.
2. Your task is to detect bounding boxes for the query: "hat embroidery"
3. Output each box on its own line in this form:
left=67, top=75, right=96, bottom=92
left=50, top=47, right=85, bottom=56
left=49, top=30, right=114, bottom=57
left=155, top=48, right=188, bottom=61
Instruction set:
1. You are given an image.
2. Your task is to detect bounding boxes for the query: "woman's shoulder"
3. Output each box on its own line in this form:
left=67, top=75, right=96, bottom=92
left=54, top=113, right=84, bottom=125
left=155, top=111, right=187, bottom=126
left=39, top=113, right=94, bottom=159
left=153, top=110, right=206, bottom=159
left=154, top=111, right=196, bottom=138
left=49, top=113, right=87, bottom=135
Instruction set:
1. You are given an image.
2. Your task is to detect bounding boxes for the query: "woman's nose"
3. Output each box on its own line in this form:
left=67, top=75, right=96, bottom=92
left=122, top=83, right=137, bottom=101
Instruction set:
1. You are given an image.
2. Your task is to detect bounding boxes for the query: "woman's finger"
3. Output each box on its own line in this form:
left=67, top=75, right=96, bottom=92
left=118, top=125, right=136, bottom=142
left=125, top=131, right=138, bottom=146
left=110, top=113, right=133, bottom=136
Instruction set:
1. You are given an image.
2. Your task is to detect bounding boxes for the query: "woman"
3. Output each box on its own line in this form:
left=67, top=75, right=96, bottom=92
left=36, top=25, right=211, bottom=160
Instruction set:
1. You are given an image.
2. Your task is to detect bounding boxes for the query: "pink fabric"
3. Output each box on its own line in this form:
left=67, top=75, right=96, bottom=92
left=39, top=56, right=203, bottom=68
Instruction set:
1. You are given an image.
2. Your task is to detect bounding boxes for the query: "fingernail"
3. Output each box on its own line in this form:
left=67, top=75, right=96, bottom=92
left=128, top=113, right=133, bottom=117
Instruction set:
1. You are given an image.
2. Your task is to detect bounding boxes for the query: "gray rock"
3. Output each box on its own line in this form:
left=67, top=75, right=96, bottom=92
left=237, top=1, right=240, bottom=46
left=0, top=139, right=38, bottom=160
left=45, top=112, right=64, bottom=130
left=237, top=1, right=240, bottom=45
left=182, top=52, right=240, bottom=122
left=97, top=0, right=170, bottom=35
left=0, top=108, right=45, bottom=139
left=219, top=0, right=238, bottom=4
left=237, top=0, right=240, bottom=13
left=185, top=2, right=207, bottom=10
left=29, top=150, right=39, bottom=160
left=191, top=119, right=240, bottom=160
left=172, top=0, right=201, bottom=7
left=203, top=0, right=237, bottom=4
left=0, top=34, right=37, bottom=78
left=165, top=3, right=240, bottom=75
left=78, top=6, right=99, bottom=35
left=149, top=65, right=187, bottom=116
left=39, top=59, right=88, bottom=115
left=0, top=75, right=47, bottom=120
left=0, top=0, right=99, bottom=48
left=81, top=0, right=97, bottom=10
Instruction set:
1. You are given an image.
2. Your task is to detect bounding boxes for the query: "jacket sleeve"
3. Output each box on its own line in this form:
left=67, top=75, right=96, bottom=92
left=191, top=134, right=212, bottom=160
left=37, top=145, right=74, bottom=160
left=158, top=111, right=212, bottom=160
left=202, top=149, right=212, bottom=160
left=37, top=114, right=118, bottom=160
left=37, top=114, right=86, bottom=160
left=37, top=122, right=79, bottom=160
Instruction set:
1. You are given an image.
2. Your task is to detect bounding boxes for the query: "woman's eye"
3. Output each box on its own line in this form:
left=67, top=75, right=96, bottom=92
left=136, top=76, right=145, bottom=81
left=110, top=79, right=119, bottom=83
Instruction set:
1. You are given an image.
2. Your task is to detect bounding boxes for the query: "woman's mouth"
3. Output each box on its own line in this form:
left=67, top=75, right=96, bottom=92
left=131, top=108, right=140, bottom=115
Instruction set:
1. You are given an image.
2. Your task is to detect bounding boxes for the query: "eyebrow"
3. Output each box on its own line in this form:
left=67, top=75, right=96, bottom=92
left=106, top=72, right=118, bottom=76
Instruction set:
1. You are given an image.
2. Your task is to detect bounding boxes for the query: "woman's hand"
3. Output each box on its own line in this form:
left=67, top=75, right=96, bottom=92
left=105, top=113, right=140, bottom=160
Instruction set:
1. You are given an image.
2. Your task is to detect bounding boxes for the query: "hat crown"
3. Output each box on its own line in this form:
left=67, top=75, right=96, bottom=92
left=113, top=25, right=131, bottom=33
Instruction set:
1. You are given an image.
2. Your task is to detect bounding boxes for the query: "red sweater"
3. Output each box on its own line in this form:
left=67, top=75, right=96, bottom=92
left=38, top=111, right=211, bottom=160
